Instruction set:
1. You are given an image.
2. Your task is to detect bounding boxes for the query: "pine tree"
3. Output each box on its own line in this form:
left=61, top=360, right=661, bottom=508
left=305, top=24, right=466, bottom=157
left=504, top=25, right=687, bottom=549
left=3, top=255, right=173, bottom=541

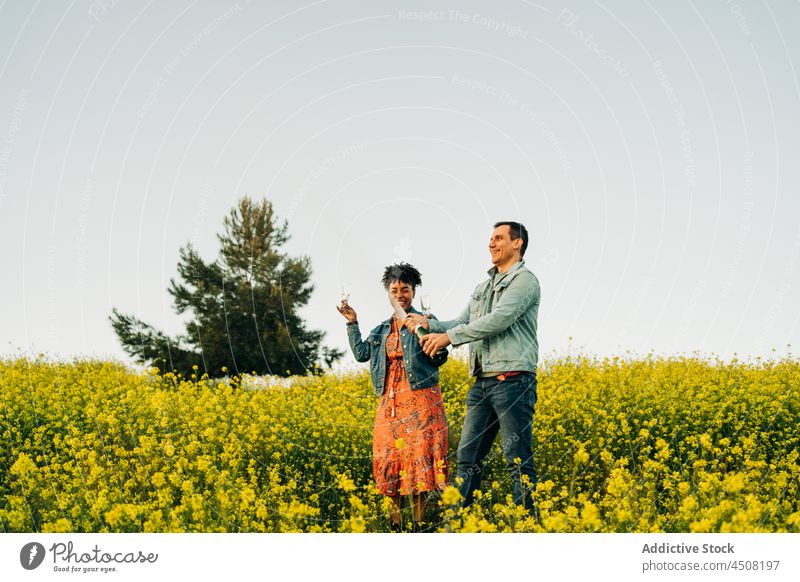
left=110, top=196, right=342, bottom=378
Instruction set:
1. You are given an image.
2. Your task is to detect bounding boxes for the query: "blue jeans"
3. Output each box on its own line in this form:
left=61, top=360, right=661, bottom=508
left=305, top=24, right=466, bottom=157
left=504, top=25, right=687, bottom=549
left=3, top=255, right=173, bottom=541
left=456, top=371, right=537, bottom=510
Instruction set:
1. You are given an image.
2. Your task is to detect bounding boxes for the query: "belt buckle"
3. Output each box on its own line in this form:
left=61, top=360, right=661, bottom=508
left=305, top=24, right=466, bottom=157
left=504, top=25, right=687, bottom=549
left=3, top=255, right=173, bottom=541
left=498, top=371, right=521, bottom=382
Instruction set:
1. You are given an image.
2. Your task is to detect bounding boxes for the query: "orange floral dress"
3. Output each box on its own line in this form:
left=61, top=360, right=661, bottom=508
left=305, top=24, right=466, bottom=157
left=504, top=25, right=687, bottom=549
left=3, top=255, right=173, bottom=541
left=373, top=317, right=449, bottom=497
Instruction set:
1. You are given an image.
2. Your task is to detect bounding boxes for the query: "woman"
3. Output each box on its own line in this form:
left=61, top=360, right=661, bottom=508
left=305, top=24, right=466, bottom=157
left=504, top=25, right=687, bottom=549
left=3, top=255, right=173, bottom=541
left=336, top=263, right=449, bottom=531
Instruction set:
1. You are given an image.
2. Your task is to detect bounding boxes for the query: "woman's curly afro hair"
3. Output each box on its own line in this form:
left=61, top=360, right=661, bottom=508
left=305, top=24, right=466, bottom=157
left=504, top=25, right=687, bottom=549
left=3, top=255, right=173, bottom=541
left=381, top=262, right=422, bottom=290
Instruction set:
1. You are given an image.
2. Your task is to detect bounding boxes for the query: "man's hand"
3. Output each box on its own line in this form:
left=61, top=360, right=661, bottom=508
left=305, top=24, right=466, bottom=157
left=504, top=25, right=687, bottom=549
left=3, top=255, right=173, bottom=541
left=420, top=332, right=451, bottom=357
left=403, top=313, right=430, bottom=334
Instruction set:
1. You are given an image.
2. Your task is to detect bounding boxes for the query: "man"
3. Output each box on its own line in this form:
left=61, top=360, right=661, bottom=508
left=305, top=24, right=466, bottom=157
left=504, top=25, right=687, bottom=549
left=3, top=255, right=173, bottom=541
left=408, top=222, right=540, bottom=511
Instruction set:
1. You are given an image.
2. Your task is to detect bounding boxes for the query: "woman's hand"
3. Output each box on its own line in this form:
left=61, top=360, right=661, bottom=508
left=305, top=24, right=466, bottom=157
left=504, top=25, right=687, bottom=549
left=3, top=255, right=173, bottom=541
left=336, top=301, right=358, bottom=323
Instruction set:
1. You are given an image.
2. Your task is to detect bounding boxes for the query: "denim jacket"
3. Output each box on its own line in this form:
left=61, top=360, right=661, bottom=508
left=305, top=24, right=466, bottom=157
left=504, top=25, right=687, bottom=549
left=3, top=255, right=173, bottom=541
left=346, top=306, right=448, bottom=396
left=428, top=260, right=540, bottom=377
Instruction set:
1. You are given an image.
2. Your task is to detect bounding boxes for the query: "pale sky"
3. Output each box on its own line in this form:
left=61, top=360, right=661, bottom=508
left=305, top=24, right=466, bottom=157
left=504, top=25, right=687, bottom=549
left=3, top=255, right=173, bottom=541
left=1, top=0, right=798, bottom=370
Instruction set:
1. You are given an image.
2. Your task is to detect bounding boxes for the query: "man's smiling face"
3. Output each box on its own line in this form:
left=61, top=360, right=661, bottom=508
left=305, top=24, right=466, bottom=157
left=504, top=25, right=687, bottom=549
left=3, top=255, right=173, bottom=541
left=488, top=224, right=521, bottom=267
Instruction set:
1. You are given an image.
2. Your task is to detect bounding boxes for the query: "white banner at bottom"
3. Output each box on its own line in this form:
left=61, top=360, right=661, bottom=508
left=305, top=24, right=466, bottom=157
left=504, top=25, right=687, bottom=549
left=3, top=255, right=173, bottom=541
left=2, top=533, right=798, bottom=581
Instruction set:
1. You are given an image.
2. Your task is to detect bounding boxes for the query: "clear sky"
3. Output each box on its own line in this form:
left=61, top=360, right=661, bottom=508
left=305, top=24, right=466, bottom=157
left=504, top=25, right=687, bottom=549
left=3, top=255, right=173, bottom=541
left=1, top=0, right=798, bottom=369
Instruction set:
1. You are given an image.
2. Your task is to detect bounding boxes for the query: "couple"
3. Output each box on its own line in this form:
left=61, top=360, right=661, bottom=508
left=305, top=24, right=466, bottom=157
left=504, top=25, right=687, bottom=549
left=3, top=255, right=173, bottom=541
left=336, top=222, right=541, bottom=531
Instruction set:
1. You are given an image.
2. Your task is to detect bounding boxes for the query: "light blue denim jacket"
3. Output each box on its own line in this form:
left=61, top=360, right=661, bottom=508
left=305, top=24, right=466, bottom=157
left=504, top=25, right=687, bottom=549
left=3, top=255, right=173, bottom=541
left=428, top=260, right=540, bottom=377
left=346, top=306, right=449, bottom=396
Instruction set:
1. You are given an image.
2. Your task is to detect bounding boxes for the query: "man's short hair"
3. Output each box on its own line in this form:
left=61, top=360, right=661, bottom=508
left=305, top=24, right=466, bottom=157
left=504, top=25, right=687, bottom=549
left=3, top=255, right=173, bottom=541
left=493, top=221, right=529, bottom=257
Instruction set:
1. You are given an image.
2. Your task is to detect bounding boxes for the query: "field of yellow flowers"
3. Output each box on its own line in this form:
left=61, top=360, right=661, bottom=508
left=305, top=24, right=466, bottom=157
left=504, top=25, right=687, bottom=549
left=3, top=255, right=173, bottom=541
left=1, top=355, right=798, bottom=533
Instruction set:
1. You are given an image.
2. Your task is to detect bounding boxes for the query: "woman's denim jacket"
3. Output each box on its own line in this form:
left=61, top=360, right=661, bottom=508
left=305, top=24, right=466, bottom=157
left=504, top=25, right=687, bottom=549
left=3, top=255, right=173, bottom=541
left=346, top=307, right=448, bottom=396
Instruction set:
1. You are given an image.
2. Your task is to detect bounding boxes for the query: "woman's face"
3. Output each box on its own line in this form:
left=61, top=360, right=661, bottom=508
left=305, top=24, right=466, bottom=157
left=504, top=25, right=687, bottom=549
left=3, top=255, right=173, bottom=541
left=388, top=280, right=415, bottom=312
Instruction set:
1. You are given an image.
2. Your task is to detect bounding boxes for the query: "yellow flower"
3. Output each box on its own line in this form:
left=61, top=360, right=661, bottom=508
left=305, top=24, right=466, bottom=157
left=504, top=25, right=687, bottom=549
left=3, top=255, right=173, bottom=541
left=336, top=474, right=356, bottom=492
left=151, top=472, right=166, bottom=488
left=395, top=438, right=406, bottom=450
left=442, top=486, right=462, bottom=506
left=723, top=473, right=745, bottom=494
left=581, top=503, right=602, bottom=530
left=10, top=453, right=36, bottom=476
left=240, top=487, right=256, bottom=505
left=574, top=447, right=590, bottom=465
left=42, top=518, right=73, bottom=533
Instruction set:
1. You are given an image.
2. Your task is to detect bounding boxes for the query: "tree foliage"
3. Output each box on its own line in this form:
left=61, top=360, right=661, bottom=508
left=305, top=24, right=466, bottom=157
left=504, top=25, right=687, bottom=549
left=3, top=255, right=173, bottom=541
left=110, top=196, right=342, bottom=378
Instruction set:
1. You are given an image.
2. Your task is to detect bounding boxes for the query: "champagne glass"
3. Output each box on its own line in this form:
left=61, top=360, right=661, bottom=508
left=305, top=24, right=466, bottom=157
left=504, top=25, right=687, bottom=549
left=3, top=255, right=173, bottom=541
left=339, top=281, right=351, bottom=305
left=420, top=295, right=432, bottom=317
